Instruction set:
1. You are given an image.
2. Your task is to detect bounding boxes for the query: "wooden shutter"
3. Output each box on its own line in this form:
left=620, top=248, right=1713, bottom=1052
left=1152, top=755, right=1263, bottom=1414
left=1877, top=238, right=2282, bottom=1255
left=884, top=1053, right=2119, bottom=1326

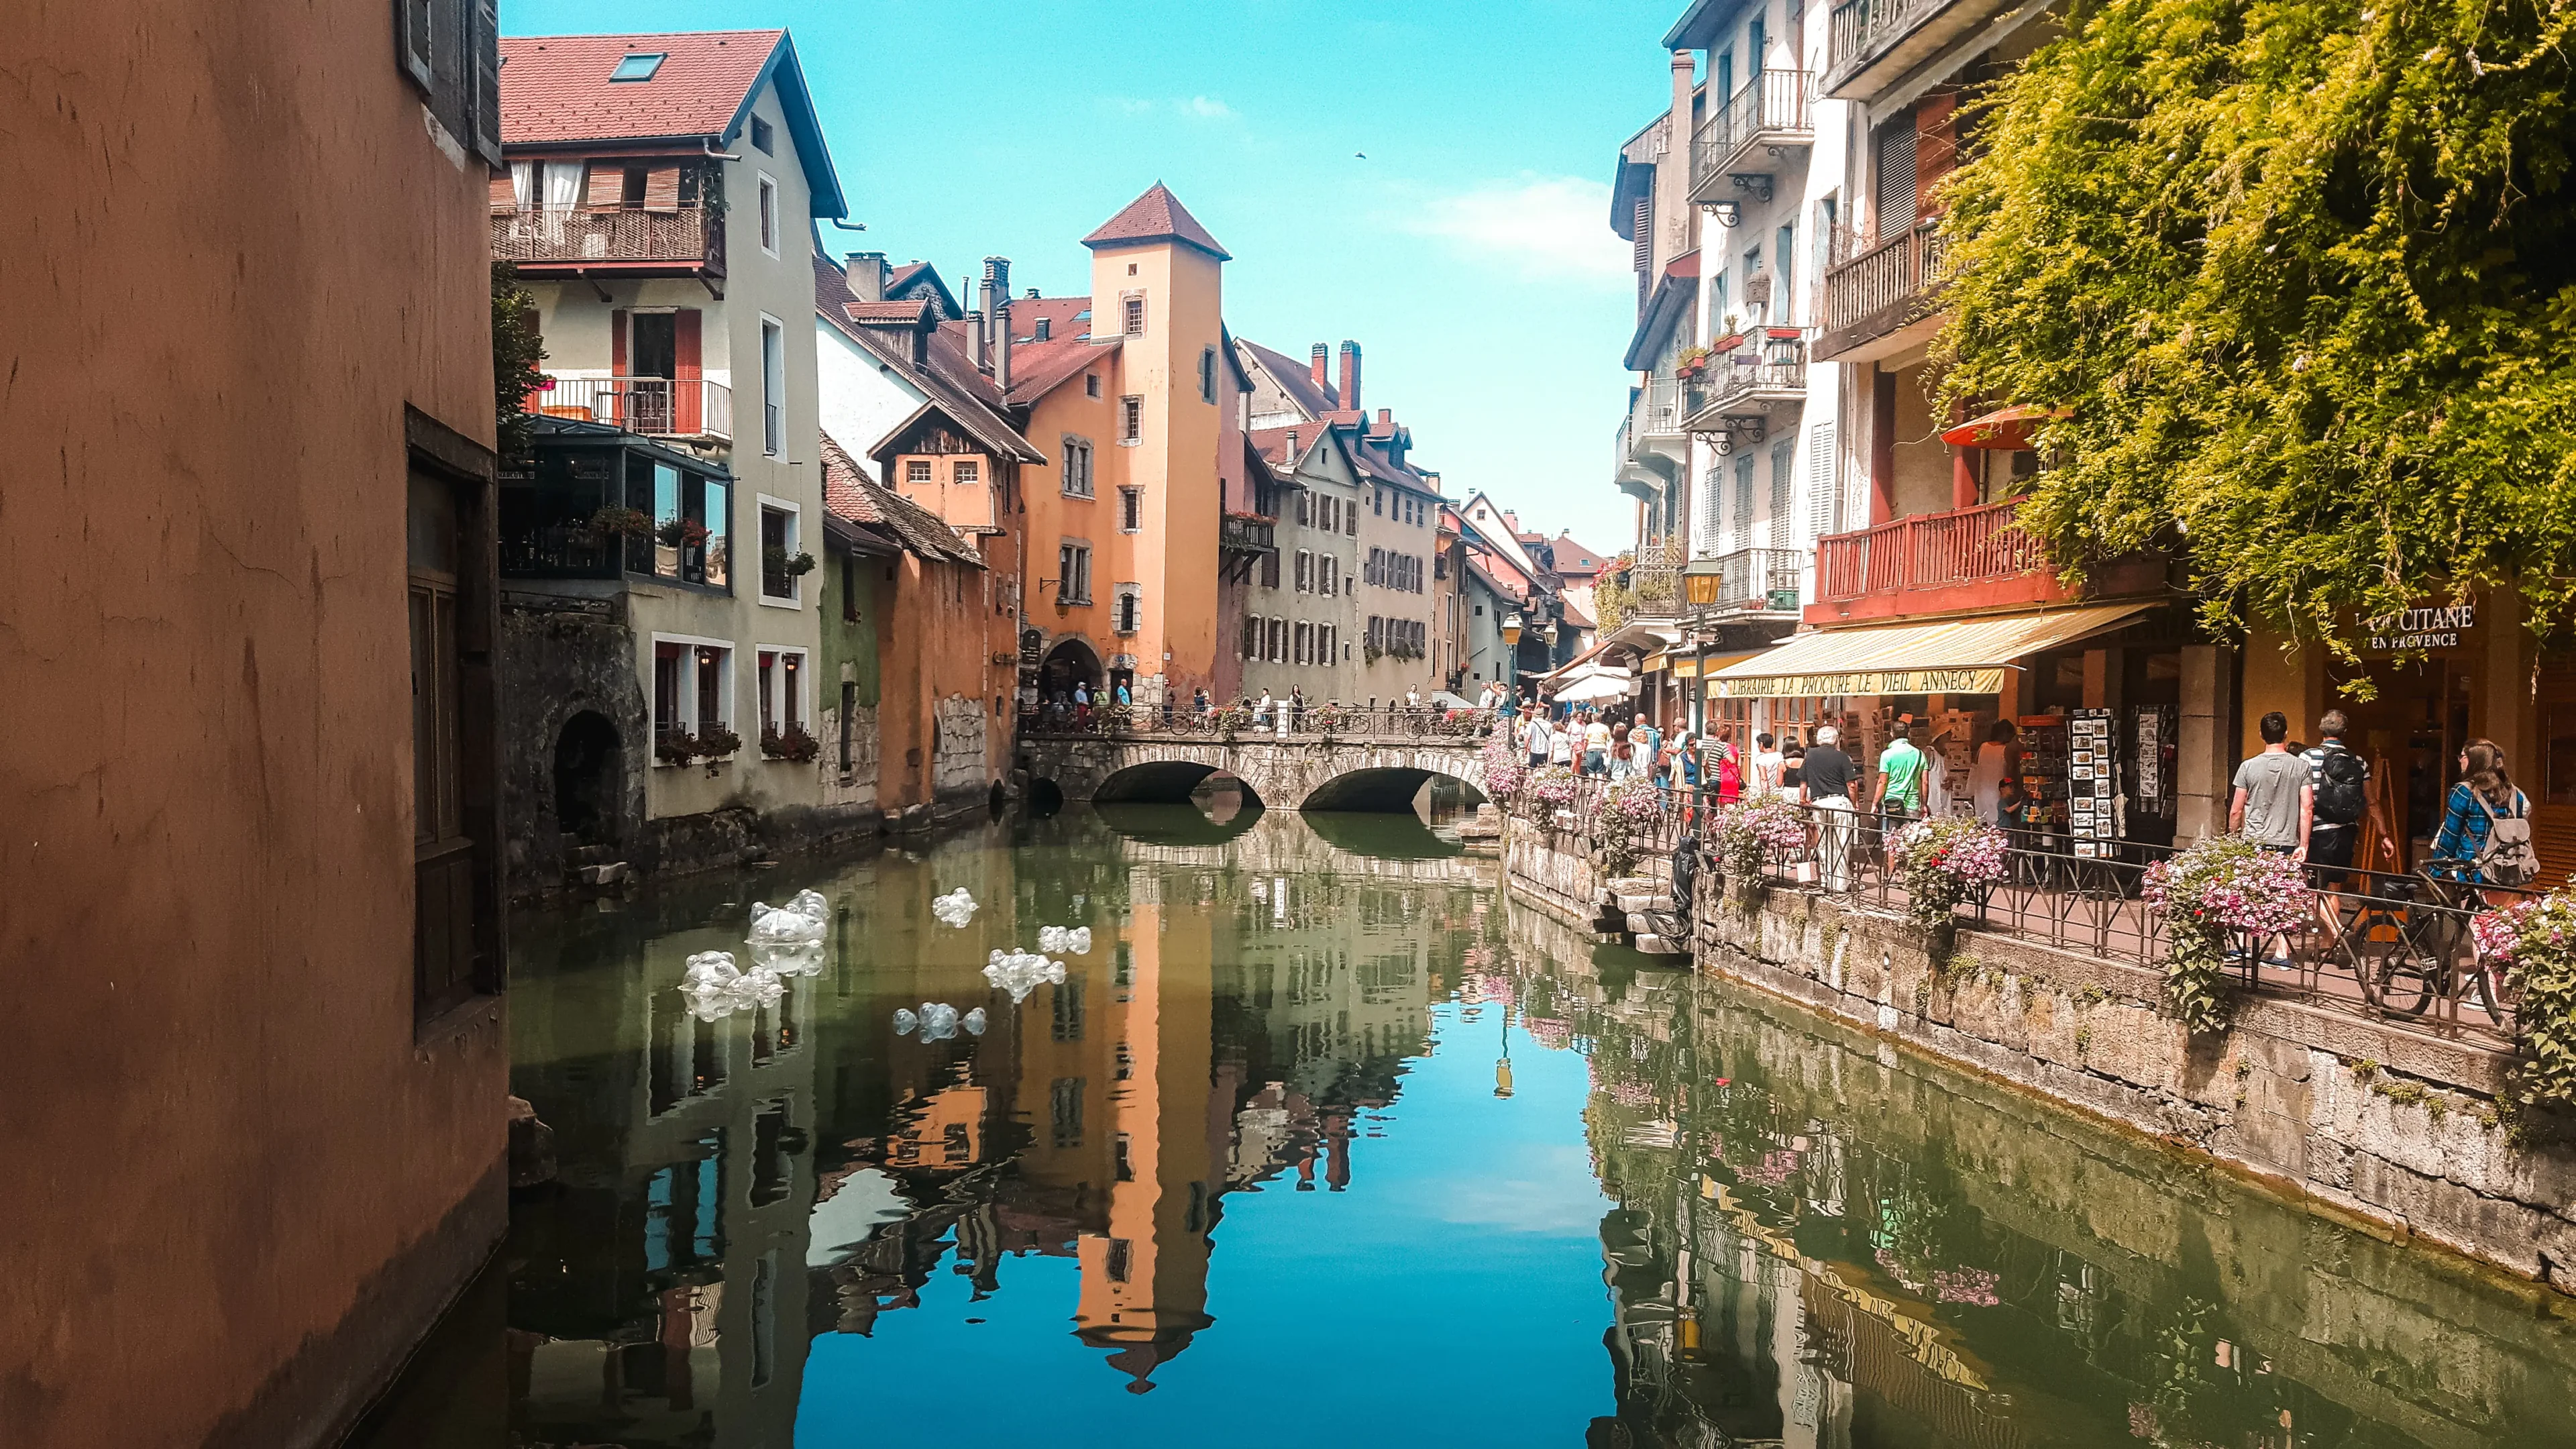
left=1874, top=113, right=1919, bottom=241
left=2536, top=659, right=2576, bottom=885
left=645, top=164, right=682, bottom=212
left=1913, top=90, right=1958, bottom=217
left=609, top=311, right=629, bottom=429
left=586, top=162, right=624, bottom=211
left=469, top=0, right=502, bottom=166
left=394, top=0, right=433, bottom=89
left=672, top=310, right=701, bottom=433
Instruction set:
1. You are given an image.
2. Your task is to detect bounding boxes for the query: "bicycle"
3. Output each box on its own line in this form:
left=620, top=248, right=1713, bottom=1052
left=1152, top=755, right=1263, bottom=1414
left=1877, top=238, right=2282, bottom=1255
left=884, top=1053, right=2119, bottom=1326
left=2332, top=863, right=2510, bottom=1027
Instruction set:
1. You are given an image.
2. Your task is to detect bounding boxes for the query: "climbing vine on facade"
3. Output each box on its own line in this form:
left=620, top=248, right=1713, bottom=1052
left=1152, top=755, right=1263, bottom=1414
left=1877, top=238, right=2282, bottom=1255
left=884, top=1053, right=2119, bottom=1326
left=1934, top=0, right=2576, bottom=659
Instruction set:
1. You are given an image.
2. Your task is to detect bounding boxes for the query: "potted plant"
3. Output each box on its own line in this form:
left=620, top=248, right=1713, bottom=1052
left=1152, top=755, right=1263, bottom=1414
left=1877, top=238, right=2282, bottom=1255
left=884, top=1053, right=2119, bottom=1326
left=763, top=546, right=818, bottom=580
left=655, top=517, right=710, bottom=550
left=2472, top=889, right=2576, bottom=1108
left=760, top=723, right=821, bottom=763
left=588, top=505, right=653, bottom=540
left=655, top=731, right=701, bottom=767
left=2141, top=835, right=2310, bottom=1033
left=694, top=722, right=743, bottom=759
left=1712, top=797, right=1809, bottom=886
left=1308, top=702, right=1352, bottom=736
left=1890, top=815, right=2010, bottom=938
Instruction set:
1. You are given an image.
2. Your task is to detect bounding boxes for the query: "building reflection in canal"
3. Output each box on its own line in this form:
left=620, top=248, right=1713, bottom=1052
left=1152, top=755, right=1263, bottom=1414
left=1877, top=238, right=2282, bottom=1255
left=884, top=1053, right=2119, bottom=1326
left=494, top=808, right=1476, bottom=1444
left=414, top=805, right=2576, bottom=1448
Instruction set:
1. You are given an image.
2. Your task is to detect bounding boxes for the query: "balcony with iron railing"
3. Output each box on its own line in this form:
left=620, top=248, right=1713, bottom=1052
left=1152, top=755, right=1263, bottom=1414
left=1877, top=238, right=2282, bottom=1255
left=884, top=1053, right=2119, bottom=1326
left=1220, top=513, right=1277, bottom=554
left=492, top=205, right=726, bottom=278
left=1809, top=497, right=2063, bottom=622
left=1684, top=546, right=1808, bottom=616
left=1823, top=0, right=2021, bottom=98
left=1682, top=331, right=1807, bottom=429
left=1688, top=70, right=1815, bottom=201
left=1817, top=218, right=1949, bottom=362
left=530, top=376, right=733, bottom=443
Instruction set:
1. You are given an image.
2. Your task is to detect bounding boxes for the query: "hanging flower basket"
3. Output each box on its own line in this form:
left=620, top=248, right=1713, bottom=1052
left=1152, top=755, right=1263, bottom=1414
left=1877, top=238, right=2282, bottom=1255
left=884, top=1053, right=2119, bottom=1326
left=1713, top=797, right=1809, bottom=880
left=1892, top=816, right=2010, bottom=933
left=759, top=724, right=820, bottom=763
left=655, top=517, right=710, bottom=549
left=2141, top=836, right=2310, bottom=1034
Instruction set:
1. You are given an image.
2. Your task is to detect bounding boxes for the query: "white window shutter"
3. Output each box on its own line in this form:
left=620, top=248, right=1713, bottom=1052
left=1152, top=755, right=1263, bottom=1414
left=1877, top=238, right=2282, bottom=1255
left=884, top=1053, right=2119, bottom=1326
left=1807, top=423, right=1839, bottom=541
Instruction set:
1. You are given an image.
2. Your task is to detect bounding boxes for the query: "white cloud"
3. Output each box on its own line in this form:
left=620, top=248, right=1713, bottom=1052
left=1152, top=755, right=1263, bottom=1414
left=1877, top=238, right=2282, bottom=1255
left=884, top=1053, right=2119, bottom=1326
left=1104, top=95, right=1238, bottom=121
left=1407, top=174, right=1631, bottom=282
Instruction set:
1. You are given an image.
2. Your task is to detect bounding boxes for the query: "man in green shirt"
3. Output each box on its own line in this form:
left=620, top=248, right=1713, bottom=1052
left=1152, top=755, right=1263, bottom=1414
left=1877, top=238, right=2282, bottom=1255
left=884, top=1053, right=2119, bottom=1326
left=1874, top=718, right=1928, bottom=861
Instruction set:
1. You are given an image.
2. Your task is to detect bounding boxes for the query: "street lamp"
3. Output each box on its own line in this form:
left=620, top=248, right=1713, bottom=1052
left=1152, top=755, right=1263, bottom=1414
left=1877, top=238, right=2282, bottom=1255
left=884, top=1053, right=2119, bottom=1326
left=1501, top=612, right=1523, bottom=647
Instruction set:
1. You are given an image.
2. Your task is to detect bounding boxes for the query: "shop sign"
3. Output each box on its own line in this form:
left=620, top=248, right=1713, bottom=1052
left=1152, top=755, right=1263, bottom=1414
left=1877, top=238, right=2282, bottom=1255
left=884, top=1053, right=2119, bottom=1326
left=2363, top=604, right=2475, bottom=653
left=1713, top=666, right=2007, bottom=698
left=1018, top=628, right=1044, bottom=665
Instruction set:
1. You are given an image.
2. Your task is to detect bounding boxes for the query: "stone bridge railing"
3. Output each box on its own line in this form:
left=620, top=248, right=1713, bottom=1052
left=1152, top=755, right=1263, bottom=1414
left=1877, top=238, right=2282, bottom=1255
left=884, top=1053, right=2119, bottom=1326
left=1018, top=708, right=1491, bottom=812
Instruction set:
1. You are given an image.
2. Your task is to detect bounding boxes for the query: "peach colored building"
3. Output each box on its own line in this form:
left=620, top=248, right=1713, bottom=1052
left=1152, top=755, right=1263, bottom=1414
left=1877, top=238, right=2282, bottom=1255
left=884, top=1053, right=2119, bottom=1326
left=5, top=3, right=509, bottom=1445
left=1013, top=186, right=1234, bottom=710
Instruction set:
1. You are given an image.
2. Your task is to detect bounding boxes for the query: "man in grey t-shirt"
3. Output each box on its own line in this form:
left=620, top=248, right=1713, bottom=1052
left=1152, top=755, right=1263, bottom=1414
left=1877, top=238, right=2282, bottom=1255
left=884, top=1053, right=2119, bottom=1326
left=2229, top=710, right=2313, bottom=855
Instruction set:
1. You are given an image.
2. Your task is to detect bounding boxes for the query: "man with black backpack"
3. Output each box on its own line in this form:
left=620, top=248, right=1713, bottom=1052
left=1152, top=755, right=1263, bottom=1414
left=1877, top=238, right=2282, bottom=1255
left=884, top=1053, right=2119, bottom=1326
left=2305, top=710, right=2395, bottom=934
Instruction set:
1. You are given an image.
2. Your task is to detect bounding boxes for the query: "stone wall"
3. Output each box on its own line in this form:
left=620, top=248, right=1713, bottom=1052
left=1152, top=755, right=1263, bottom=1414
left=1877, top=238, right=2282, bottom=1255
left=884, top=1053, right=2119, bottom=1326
left=497, top=594, right=647, bottom=896
left=1682, top=882, right=2576, bottom=1293
left=1502, top=824, right=1602, bottom=926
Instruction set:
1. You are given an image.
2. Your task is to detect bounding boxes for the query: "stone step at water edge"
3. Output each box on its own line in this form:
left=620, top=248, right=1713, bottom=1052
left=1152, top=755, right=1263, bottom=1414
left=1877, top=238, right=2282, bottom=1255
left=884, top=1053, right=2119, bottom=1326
left=570, top=861, right=632, bottom=887
left=1615, top=894, right=1675, bottom=914
left=1627, top=910, right=1685, bottom=936
left=1631, top=933, right=1685, bottom=955
left=566, top=843, right=623, bottom=866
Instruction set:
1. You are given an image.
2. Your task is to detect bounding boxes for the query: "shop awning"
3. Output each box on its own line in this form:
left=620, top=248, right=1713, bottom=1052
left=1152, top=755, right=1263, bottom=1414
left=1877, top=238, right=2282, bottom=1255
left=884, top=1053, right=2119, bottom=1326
left=1940, top=404, right=2070, bottom=450
left=1705, top=602, right=2157, bottom=698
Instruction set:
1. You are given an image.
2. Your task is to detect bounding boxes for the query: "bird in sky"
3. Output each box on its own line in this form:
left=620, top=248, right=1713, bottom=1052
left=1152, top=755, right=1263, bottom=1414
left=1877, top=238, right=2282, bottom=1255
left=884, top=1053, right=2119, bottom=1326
left=1355, top=152, right=1368, bottom=159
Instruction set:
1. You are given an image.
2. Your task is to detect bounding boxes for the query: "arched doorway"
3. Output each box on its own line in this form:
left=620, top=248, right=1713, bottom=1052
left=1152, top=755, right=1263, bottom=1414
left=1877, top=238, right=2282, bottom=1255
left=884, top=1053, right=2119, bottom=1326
left=1038, top=636, right=1104, bottom=704
left=553, top=711, right=623, bottom=845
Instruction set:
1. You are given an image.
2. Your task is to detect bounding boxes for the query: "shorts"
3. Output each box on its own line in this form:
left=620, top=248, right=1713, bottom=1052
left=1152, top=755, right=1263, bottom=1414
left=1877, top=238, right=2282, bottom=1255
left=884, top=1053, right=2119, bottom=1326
left=2255, top=842, right=2296, bottom=856
left=2306, top=827, right=2357, bottom=890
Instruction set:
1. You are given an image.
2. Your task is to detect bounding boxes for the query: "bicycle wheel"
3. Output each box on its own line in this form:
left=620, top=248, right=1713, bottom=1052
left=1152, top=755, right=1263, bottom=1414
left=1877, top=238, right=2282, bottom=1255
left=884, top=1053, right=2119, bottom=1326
left=2461, top=957, right=2512, bottom=1028
left=2354, top=924, right=2438, bottom=1017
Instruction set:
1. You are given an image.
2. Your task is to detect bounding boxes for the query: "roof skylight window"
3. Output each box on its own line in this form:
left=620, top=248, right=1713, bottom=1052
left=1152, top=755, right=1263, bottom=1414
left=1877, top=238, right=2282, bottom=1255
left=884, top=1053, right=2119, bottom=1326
left=610, top=52, right=666, bottom=82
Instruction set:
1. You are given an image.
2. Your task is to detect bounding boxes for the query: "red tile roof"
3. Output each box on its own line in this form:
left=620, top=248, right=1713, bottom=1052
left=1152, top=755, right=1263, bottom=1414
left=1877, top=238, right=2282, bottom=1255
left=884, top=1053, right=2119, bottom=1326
left=1551, top=533, right=1613, bottom=576
left=1082, top=182, right=1231, bottom=260
left=498, top=31, right=780, bottom=146
left=820, top=432, right=984, bottom=567
left=1008, top=296, right=1092, bottom=345
left=1004, top=337, right=1120, bottom=408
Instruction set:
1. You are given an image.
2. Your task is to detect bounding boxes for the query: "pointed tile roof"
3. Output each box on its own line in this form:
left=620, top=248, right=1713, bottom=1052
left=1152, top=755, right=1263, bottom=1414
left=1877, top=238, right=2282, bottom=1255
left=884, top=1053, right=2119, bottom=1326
left=1081, top=182, right=1230, bottom=260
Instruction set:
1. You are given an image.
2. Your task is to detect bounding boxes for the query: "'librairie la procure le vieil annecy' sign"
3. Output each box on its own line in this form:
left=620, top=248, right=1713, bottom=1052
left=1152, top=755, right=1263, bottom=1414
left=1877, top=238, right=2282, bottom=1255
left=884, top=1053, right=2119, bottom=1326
left=2364, top=604, right=2476, bottom=653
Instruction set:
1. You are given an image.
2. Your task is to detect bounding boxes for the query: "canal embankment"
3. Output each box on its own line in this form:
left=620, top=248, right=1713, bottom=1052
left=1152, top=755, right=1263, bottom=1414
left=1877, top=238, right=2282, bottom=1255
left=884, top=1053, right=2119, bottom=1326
left=1498, top=816, right=2576, bottom=1297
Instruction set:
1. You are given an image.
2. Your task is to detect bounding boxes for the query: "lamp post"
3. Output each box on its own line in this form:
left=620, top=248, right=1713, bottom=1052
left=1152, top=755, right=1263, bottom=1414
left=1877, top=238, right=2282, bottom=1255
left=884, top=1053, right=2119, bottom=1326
left=1502, top=613, right=1524, bottom=697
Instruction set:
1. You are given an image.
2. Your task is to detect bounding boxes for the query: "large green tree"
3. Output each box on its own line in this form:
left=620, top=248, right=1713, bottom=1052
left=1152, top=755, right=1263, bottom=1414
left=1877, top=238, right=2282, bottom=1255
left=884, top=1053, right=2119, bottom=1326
left=1934, top=0, right=2576, bottom=659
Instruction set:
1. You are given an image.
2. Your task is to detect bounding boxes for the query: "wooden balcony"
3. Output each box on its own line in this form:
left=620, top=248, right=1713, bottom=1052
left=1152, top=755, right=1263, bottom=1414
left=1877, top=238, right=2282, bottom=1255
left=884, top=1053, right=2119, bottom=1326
left=491, top=205, right=724, bottom=279
left=1816, top=218, right=1947, bottom=362
left=1809, top=498, right=2065, bottom=623
left=1220, top=513, right=1277, bottom=582
left=1688, top=71, right=1815, bottom=202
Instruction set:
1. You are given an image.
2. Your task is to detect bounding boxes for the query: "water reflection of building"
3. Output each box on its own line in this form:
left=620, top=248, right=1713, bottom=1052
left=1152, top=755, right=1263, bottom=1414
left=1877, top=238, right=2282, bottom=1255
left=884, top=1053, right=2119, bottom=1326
left=506, top=910, right=825, bottom=1448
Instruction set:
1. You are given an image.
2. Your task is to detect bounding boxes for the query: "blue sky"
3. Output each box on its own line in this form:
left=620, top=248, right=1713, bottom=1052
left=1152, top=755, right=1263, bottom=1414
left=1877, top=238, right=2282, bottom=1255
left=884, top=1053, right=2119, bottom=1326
left=504, top=0, right=1680, bottom=548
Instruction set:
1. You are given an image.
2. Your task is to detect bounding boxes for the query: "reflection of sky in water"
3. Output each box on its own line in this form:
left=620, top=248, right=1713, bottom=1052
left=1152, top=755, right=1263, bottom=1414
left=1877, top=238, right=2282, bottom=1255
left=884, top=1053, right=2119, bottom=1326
left=796, top=1000, right=1614, bottom=1446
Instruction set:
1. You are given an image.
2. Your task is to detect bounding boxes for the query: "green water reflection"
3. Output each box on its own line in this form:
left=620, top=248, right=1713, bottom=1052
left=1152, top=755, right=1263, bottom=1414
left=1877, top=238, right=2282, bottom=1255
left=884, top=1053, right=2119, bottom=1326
left=368, top=806, right=2576, bottom=1448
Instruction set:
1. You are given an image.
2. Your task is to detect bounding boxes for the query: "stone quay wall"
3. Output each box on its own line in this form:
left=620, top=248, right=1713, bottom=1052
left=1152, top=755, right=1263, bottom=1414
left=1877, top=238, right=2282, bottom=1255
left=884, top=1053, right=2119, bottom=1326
left=1496, top=816, right=2576, bottom=1295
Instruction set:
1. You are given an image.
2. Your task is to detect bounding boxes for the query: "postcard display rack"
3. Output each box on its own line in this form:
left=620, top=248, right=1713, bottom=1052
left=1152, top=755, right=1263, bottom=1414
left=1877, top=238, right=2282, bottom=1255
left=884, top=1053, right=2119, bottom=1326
left=2065, top=708, right=2120, bottom=855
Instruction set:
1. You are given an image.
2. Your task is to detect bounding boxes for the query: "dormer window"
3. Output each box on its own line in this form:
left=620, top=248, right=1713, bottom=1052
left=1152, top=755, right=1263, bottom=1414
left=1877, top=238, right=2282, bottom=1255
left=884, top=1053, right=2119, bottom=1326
left=610, top=52, right=665, bottom=82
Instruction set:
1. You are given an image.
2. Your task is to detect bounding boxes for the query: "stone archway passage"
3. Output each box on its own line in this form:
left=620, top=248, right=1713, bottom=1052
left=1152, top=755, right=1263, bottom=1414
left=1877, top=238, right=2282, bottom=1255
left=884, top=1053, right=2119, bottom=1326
left=1039, top=637, right=1105, bottom=702
left=553, top=710, right=623, bottom=845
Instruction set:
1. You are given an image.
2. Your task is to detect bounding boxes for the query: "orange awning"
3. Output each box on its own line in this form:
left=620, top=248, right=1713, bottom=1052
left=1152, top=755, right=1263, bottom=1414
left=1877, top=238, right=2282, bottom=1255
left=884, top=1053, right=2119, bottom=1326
left=1941, top=404, right=2068, bottom=450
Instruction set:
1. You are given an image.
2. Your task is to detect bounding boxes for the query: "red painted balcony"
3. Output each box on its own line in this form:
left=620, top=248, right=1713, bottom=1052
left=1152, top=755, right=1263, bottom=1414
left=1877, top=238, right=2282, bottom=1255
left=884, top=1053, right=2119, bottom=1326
left=1807, top=498, right=2067, bottom=623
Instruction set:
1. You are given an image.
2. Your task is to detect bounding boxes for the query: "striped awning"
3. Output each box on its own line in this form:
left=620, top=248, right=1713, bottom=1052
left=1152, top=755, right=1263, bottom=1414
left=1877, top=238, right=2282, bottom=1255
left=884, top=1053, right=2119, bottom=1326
left=1705, top=602, right=2159, bottom=698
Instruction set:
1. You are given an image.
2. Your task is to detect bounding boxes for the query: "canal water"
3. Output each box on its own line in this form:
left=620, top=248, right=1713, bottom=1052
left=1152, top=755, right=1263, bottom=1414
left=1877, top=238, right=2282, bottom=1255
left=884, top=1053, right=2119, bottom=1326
left=363, top=805, right=2576, bottom=1448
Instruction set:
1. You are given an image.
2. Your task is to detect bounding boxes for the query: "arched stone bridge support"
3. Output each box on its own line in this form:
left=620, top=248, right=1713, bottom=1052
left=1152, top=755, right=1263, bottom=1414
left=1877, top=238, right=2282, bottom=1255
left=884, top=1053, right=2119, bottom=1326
left=1022, top=734, right=1487, bottom=812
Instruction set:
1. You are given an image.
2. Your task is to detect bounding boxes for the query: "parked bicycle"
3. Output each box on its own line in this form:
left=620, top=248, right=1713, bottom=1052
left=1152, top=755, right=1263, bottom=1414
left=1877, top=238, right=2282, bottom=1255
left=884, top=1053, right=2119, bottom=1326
left=2330, top=863, right=2511, bottom=1027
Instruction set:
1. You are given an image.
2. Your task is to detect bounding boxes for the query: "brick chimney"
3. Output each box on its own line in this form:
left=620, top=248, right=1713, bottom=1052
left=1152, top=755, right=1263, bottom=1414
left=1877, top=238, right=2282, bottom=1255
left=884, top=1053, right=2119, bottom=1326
left=1338, top=340, right=1362, bottom=415
left=849, top=250, right=888, bottom=301
left=1309, top=343, right=1332, bottom=402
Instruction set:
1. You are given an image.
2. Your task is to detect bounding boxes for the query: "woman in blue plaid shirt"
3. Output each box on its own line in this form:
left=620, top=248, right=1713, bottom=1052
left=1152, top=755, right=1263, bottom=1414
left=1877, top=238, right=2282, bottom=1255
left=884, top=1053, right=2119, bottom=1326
left=2429, top=741, right=2529, bottom=881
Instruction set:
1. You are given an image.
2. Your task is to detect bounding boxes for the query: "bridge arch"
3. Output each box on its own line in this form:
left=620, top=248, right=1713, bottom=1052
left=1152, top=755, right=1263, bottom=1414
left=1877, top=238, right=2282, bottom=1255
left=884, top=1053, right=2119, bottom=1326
left=1095, top=759, right=1267, bottom=810
left=1301, top=765, right=1489, bottom=814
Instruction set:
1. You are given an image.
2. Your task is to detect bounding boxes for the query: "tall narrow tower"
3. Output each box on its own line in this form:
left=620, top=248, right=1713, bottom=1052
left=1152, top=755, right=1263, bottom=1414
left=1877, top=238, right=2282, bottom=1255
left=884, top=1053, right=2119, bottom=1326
left=1081, top=182, right=1231, bottom=706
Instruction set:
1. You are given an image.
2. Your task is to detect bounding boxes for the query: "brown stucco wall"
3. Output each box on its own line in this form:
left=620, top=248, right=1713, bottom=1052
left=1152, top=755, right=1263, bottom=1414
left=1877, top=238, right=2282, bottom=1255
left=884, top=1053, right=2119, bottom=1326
left=1, top=5, right=508, bottom=1446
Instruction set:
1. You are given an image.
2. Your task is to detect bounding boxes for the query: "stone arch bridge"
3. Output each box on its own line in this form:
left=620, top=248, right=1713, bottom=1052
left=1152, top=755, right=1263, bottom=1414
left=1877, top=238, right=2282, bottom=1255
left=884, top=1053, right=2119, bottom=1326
left=1021, top=729, right=1489, bottom=812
